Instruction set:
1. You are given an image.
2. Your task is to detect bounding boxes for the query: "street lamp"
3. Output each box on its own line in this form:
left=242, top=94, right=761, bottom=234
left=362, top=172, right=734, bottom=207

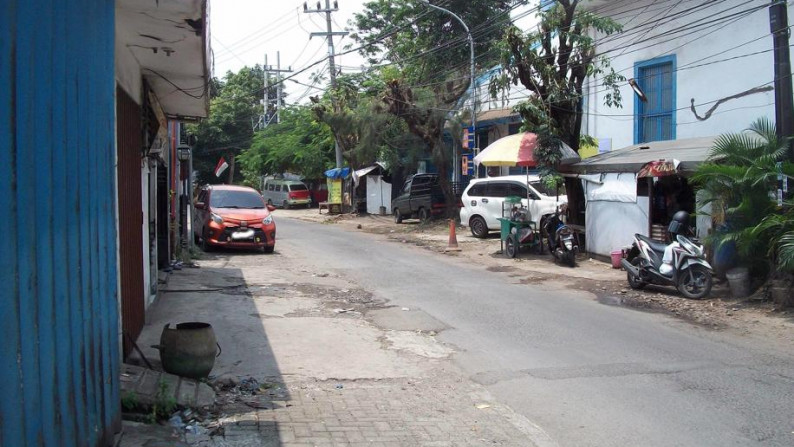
left=177, top=145, right=192, bottom=161
left=628, top=78, right=648, bottom=103
left=420, top=0, right=475, bottom=182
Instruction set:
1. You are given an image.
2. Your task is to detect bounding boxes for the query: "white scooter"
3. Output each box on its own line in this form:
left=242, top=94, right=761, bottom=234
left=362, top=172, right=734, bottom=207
left=620, top=213, right=713, bottom=299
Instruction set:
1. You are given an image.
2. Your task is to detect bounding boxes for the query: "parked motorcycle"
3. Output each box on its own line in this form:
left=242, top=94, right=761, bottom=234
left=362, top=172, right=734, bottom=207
left=620, top=211, right=713, bottom=299
left=543, top=205, right=578, bottom=267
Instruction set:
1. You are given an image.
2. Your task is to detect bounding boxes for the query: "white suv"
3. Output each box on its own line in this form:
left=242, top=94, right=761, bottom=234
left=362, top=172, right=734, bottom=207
left=459, top=175, right=567, bottom=238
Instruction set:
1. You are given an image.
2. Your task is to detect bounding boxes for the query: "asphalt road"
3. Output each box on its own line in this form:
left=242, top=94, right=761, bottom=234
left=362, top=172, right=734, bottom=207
left=276, top=217, right=794, bottom=447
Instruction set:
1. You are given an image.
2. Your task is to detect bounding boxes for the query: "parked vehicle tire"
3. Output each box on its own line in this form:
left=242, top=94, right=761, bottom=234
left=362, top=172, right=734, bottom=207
left=418, top=207, right=430, bottom=223
left=469, top=216, right=488, bottom=238
left=505, top=234, right=518, bottom=258
left=678, top=264, right=712, bottom=299
left=394, top=208, right=403, bottom=224
left=267, top=199, right=273, bottom=206
left=627, top=258, right=646, bottom=289
left=200, top=228, right=213, bottom=253
left=262, top=245, right=275, bottom=254
left=283, top=200, right=289, bottom=209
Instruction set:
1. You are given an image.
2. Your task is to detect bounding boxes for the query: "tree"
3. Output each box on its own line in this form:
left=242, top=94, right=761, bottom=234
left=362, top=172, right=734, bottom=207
left=189, top=66, right=284, bottom=185
left=236, top=105, right=336, bottom=186
left=352, top=0, right=513, bottom=212
left=310, top=69, right=423, bottom=171
left=491, top=0, right=624, bottom=151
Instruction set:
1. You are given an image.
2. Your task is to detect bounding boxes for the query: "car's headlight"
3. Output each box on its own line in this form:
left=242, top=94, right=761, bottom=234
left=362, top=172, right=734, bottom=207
left=211, top=213, right=223, bottom=224
left=262, top=215, right=273, bottom=225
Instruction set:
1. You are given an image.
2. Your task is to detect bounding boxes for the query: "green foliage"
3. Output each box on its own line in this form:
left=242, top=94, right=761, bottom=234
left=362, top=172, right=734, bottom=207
left=491, top=0, right=625, bottom=150
left=353, top=0, right=510, bottom=84
left=236, top=105, right=335, bottom=183
left=188, top=66, right=283, bottom=185
left=149, top=380, right=178, bottom=423
left=692, top=118, right=794, bottom=275
left=310, top=71, right=417, bottom=169
left=121, top=390, right=139, bottom=412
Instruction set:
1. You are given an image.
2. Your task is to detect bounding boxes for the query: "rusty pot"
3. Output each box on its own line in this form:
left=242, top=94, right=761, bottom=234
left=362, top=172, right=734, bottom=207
left=152, top=322, right=221, bottom=379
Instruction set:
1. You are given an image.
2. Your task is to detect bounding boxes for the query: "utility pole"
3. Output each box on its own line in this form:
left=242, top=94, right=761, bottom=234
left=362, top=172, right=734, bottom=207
left=263, top=52, right=292, bottom=128
left=770, top=0, right=794, bottom=161
left=305, top=0, right=348, bottom=168
left=263, top=54, right=269, bottom=129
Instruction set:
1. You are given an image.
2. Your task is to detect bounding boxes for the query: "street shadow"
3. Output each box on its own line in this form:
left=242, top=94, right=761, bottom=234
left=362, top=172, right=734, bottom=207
left=130, top=258, right=288, bottom=444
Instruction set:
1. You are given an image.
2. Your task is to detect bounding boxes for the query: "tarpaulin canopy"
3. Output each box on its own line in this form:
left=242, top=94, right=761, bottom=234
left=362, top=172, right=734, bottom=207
left=637, top=159, right=681, bottom=177
left=324, top=167, right=351, bottom=179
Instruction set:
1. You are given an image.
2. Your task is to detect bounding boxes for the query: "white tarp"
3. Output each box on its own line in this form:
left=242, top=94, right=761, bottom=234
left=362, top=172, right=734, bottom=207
left=586, top=173, right=637, bottom=203
left=584, top=173, right=648, bottom=257
left=366, top=176, right=392, bottom=215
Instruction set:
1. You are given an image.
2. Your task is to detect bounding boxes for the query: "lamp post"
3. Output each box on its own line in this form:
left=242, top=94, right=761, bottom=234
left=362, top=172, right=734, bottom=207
left=421, top=0, right=475, bottom=183
left=177, top=145, right=192, bottom=250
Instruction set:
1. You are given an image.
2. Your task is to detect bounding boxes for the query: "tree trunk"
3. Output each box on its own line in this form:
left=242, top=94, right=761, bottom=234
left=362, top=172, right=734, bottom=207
left=227, top=155, right=235, bottom=184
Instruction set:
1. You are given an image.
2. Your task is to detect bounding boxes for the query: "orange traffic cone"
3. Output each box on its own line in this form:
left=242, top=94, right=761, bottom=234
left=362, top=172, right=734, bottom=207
left=446, top=219, right=461, bottom=252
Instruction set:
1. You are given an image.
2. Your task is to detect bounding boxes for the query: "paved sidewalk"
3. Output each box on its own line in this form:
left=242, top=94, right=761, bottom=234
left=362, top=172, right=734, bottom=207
left=216, top=376, right=548, bottom=446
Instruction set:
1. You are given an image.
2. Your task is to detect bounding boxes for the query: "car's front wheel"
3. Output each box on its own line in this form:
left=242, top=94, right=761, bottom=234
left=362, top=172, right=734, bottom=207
left=394, top=208, right=403, bottom=224
left=262, top=245, right=275, bottom=254
left=200, top=228, right=213, bottom=252
left=469, top=216, right=488, bottom=238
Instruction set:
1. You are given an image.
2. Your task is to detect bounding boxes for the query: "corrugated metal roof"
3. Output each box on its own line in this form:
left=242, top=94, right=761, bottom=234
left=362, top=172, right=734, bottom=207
left=561, top=137, right=718, bottom=174
left=477, top=108, right=518, bottom=123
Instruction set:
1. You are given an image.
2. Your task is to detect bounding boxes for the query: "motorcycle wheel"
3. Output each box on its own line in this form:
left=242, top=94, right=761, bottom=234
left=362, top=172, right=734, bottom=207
left=505, top=234, right=518, bottom=258
left=677, top=264, right=713, bottom=299
left=565, top=250, right=576, bottom=267
left=627, top=258, right=646, bottom=290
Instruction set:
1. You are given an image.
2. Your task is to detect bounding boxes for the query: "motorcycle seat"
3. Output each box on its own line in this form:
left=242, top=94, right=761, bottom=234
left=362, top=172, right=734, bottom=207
left=636, top=234, right=667, bottom=254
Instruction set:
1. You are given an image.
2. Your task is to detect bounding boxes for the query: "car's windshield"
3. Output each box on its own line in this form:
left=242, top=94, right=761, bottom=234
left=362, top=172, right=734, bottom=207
left=530, top=181, right=566, bottom=197
left=210, top=190, right=265, bottom=209
left=289, top=184, right=308, bottom=191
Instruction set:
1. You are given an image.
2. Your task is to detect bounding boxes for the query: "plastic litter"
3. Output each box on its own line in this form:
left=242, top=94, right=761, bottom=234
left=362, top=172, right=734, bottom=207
left=168, top=414, right=185, bottom=430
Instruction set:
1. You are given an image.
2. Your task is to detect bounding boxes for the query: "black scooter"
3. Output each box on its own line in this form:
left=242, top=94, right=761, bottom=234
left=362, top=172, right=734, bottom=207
left=543, top=207, right=578, bottom=267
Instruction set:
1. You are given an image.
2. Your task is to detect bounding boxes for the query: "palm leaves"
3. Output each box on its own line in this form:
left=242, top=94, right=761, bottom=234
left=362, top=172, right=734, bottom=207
left=693, top=118, right=794, bottom=274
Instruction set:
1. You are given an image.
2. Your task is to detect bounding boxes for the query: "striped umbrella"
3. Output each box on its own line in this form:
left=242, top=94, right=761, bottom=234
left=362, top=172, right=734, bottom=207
left=473, top=132, right=580, bottom=167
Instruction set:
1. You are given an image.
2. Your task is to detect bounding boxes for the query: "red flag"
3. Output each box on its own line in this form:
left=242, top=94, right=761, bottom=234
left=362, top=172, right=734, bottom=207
left=214, top=157, right=229, bottom=178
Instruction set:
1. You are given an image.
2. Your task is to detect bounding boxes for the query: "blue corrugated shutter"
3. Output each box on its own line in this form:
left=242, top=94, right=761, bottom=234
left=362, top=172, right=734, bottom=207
left=636, top=56, right=676, bottom=143
left=0, top=1, right=120, bottom=445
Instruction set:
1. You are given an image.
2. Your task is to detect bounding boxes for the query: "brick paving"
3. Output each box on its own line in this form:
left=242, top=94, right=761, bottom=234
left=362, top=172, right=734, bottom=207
left=215, top=376, right=540, bottom=446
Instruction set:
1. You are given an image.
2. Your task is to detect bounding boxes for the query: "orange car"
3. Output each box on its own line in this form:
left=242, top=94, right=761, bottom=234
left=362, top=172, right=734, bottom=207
left=193, top=184, right=277, bottom=253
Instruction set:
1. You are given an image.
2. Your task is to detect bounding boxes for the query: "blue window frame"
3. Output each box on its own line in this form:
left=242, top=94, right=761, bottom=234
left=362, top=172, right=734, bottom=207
left=634, top=55, right=676, bottom=144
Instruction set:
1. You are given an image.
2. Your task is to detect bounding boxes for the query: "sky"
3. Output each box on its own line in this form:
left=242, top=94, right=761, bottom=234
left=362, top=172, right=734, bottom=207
left=210, top=1, right=541, bottom=105
left=210, top=0, right=370, bottom=104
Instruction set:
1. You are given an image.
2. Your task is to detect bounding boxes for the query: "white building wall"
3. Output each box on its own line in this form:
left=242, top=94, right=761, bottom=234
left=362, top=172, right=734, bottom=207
left=586, top=0, right=786, bottom=149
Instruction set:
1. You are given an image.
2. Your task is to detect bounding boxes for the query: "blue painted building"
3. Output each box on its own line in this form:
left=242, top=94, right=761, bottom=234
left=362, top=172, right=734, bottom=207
left=1, top=0, right=209, bottom=445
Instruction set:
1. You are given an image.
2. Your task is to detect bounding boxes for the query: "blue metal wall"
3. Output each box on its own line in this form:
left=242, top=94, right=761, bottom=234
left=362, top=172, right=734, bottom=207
left=1, top=1, right=121, bottom=445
